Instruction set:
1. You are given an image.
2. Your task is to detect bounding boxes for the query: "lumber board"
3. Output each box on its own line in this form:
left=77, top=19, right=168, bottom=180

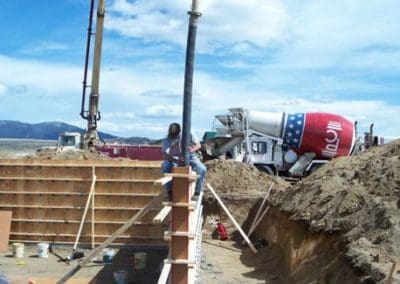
left=0, top=159, right=162, bottom=167
left=207, top=183, right=257, bottom=254
left=0, top=211, right=12, bottom=252
left=165, top=173, right=198, bottom=181
left=153, top=206, right=172, bottom=223
left=6, top=208, right=160, bottom=223
left=10, top=220, right=167, bottom=236
left=154, top=176, right=173, bottom=186
left=158, top=263, right=171, bottom=284
left=0, top=180, right=162, bottom=194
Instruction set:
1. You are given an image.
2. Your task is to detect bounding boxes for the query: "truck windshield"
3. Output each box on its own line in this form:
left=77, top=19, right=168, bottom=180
left=60, top=136, right=76, bottom=146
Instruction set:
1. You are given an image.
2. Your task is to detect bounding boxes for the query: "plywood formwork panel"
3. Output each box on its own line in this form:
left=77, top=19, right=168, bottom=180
left=3, top=207, right=162, bottom=223
left=0, top=159, right=162, bottom=167
left=10, top=222, right=167, bottom=236
left=9, top=234, right=165, bottom=246
left=0, top=180, right=163, bottom=194
left=0, top=167, right=161, bottom=180
left=0, top=159, right=166, bottom=245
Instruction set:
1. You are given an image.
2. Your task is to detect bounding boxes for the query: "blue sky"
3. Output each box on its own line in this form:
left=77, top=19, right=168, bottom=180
left=0, top=0, right=399, bottom=139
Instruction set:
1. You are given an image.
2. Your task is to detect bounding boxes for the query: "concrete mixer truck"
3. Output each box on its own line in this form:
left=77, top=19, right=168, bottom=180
left=201, top=107, right=375, bottom=177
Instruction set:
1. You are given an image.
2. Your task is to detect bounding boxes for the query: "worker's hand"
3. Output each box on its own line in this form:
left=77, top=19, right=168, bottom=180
left=172, top=156, right=184, bottom=166
left=189, top=142, right=201, bottom=153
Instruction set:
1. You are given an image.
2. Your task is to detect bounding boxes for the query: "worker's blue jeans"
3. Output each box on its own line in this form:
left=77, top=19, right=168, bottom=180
left=162, top=157, right=207, bottom=195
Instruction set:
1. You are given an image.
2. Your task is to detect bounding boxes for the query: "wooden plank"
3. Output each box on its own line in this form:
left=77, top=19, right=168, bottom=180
left=154, top=176, right=173, bottom=186
left=72, top=167, right=96, bottom=253
left=165, top=173, right=197, bottom=181
left=243, top=183, right=273, bottom=244
left=0, top=159, right=162, bottom=167
left=207, top=183, right=257, bottom=254
left=91, top=174, right=95, bottom=249
left=153, top=206, right=171, bottom=223
left=0, top=180, right=161, bottom=194
left=10, top=221, right=166, bottom=236
left=157, top=263, right=171, bottom=284
left=0, top=211, right=12, bottom=252
left=385, top=261, right=397, bottom=284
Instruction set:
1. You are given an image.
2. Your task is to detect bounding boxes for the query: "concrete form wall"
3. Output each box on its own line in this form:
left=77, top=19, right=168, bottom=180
left=0, top=159, right=167, bottom=246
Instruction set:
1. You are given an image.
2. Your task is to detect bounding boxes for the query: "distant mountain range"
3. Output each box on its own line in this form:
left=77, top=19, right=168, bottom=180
left=0, top=120, right=155, bottom=144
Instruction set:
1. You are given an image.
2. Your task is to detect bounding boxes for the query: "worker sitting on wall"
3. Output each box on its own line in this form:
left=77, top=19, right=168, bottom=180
left=162, top=122, right=207, bottom=201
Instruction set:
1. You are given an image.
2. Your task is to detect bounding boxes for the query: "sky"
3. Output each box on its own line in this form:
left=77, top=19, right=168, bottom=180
left=0, top=0, right=399, bottom=139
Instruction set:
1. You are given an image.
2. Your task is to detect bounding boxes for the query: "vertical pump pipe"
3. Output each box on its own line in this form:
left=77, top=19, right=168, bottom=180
left=85, top=0, right=105, bottom=147
left=181, top=0, right=201, bottom=166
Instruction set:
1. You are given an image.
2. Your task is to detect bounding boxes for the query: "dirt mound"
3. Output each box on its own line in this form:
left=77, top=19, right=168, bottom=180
left=25, top=148, right=112, bottom=160
left=0, top=151, right=18, bottom=159
left=271, top=139, right=400, bottom=281
left=205, top=159, right=290, bottom=196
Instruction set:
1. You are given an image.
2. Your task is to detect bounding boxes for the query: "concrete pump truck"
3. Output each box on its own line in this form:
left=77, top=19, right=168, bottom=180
left=58, top=0, right=105, bottom=150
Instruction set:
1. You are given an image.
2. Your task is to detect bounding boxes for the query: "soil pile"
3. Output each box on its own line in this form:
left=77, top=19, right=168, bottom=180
left=26, top=148, right=112, bottom=160
left=270, top=139, right=400, bottom=281
left=205, top=159, right=290, bottom=196
left=0, top=151, right=18, bottom=159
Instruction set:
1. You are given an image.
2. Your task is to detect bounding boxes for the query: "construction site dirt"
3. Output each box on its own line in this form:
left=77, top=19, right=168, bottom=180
left=0, top=139, right=400, bottom=283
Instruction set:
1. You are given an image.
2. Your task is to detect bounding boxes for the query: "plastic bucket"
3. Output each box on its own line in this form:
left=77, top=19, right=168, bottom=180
left=113, top=269, right=128, bottom=284
left=134, top=252, right=147, bottom=270
left=38, top=242, right=49, bottom=258
left=103, top=248, right=115, bottom=264
left=12, top=243, right=24, bottom=258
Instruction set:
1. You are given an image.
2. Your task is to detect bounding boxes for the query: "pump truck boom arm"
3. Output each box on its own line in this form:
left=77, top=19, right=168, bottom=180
left=80, top=0, right=105, bottom=148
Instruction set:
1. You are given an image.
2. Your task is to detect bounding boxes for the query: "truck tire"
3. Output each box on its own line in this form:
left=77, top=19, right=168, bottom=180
left=256, top=164, right=276, bottom=175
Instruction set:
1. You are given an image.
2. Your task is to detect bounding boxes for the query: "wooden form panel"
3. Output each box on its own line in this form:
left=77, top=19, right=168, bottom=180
left=0, top=180, right=161, bottom=194
left=2, top=207, right=162, bottom=223
left=0, top=159, right=166, bottom=245
left=11, top=222, right=167, bottom=236
left=9, top=234, right=165, bottom=246
left=0, top=165, right=162, bottom=180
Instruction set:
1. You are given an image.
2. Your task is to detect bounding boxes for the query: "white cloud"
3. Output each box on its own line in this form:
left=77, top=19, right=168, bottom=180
left=98, top=120, right=166, bottom=137
left=144, top=104, right=181, bottom=118
left=21, top=41, right=69, bottom=55
left=106, top=0, right=289, bottom=51
left=0, top=55, right=81, bottom=96
left=103, top=112, right=136, bottom=119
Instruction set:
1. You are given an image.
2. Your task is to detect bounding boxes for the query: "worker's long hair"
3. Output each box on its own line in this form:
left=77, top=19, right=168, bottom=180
left=168, top=123, right=181, bottom=139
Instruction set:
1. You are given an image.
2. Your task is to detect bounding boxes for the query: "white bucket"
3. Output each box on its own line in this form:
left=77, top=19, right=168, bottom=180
left=134, top=252, right=147, bottom=270
left=103, top=248, right=115, bottom=264
left=12, top=243, right=24, bottom=259
left=38, top=242, right=49, bottom=258
left=113, top=269, right=128, bottom=284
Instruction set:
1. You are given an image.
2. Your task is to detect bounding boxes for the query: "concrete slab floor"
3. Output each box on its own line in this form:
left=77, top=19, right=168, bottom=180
left=0, top=244, right=168, bottom=284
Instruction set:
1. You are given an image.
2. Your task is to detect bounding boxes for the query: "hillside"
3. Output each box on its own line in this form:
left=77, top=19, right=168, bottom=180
left=0, top=120, right=117, bottom=140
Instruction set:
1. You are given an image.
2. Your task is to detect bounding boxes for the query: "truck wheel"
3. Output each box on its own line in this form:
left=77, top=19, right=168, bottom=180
left=256, top=165, right=275, bottom=175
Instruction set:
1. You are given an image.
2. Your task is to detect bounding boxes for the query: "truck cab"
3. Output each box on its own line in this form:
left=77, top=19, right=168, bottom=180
left=57, top=132, right=83, bottom=150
